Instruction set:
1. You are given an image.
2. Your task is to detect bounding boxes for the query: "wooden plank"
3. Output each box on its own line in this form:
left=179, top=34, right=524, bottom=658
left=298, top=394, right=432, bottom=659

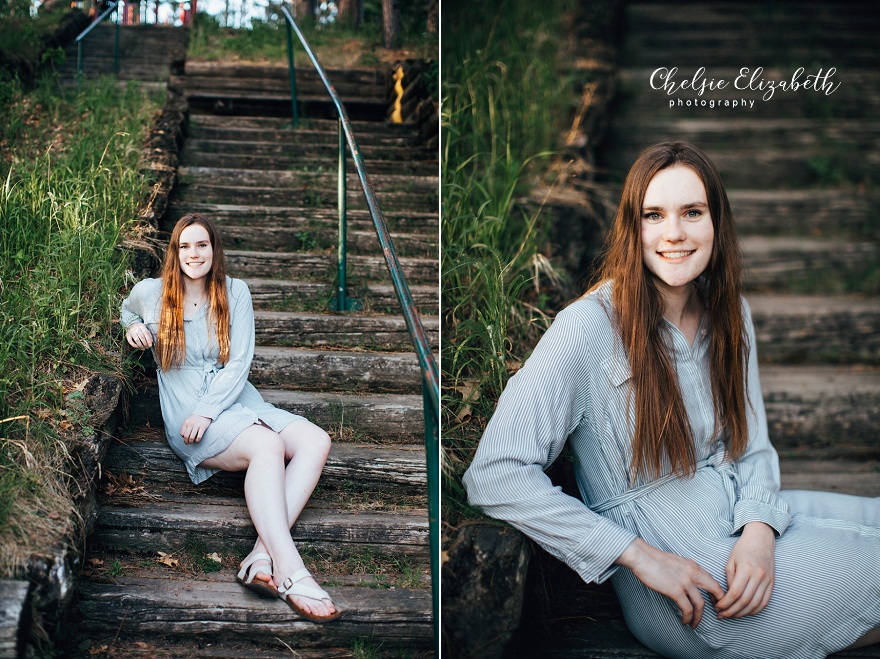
left=130, top=384, right=425, bottom=443
left=166, top=202, right=439, bottom=233
left=77, top=577, right=432, bottom=648
left=179, top=166, right=439, bottom=193
left=252, top=311, right=439, bottom=350
left=749, top=294, right=880, bottom=364
left=217, top=224, right=435, bottom=258
left=780, top=460, right=880, bottom=497
left=104, top=440, right=426, bottom=491
left=249, top=346, right=422, bottom=393
left=0, top=581, right=28, bottom=659
left=761, top=365, right=880, bottom=457
left=740, top=237, right=878, bottom=291
left=176, top=183, right=436, bottom=214
left=95, top=500, right=428, bottom=557
left=224, top=251, right=438, bottom=286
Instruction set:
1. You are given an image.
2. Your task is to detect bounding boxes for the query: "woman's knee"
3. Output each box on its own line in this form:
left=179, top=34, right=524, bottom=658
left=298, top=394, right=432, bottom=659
left=281, top=420, right=331, bottom=461
left=246, top=427, right=286, bottom=462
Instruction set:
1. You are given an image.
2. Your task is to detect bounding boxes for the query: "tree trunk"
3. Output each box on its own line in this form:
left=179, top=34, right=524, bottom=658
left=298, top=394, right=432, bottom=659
left=292, top=0, right=316, bottom=23
left=381, top=0, right=400, bottom=49
left=337, top=0, right=357, bottom=28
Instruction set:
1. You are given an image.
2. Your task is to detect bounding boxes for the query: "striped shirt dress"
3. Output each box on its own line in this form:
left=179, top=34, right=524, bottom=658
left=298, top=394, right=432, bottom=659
left=463, top=283, right=879, bottom=658
left=121, top=276, right=305, bottom=484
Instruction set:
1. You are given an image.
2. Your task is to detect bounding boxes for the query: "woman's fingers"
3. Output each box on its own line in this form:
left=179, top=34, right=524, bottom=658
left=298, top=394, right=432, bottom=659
left=126, top=324, right=153, bottom=349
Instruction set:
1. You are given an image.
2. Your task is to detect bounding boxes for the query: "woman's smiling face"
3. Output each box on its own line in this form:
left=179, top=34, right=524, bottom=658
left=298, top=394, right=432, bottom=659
left=641, top=164, right=714, bottom=296
left=178, top=223, right=214, bottom=282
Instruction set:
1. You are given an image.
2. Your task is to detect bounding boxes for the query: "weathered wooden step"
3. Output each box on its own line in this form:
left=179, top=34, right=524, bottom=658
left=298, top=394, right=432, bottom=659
left=225, top=250, right=438, bottom=286
left=603, top=146, right=880, bottom=190
left=188, top=112, right=421, bottom=137
left=131, top=384, right=424, bottom=443
left=252, top=310, right=439, bottom=350
left=166, top=202, right=439, bottom=233
left=104, top=439, right=426, bottom=492
left=729, top=189, right=879, bottom=238
left=216, top=224, right=435, bottom=257
left=183, top=129, right=426, bottom=150
left=741, top=237, right=878, bottom=292
left=780, top=458, right=880, bottom=497
left=250, top=346, right=421, bottom=394
left=174, top=74, right=386, bottom=105
left=761, top=364, right=880, bottom=459
left=94, top=498, right=428, bottom=558
left=77, top=577, right=431, bottom=648
left=178, top=166, right=439, bottom=194
left=243, top=278, right=437, bottom=315
left=749, top=294, right=880, bottom=364
left=176, top=183, right=436, bottom=212
left=606, top=118, right=880, bottom=154
left=181, top=150, right=438, bottom=176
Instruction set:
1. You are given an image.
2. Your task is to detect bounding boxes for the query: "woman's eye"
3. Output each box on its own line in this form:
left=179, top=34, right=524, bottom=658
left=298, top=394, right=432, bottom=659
left=642, top=212, right=662, bottom=221
left=685, top=209, right=702, bottom=218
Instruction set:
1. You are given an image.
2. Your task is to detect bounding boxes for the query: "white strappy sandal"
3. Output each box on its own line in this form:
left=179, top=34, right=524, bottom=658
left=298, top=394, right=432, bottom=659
left=236, top=552, right=278, bottom=598
left=277, top=567, right=343, bottom=622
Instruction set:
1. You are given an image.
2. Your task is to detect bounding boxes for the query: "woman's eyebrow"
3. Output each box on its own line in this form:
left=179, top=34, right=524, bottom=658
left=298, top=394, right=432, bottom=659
left=642, top=201, right=708, bottom=211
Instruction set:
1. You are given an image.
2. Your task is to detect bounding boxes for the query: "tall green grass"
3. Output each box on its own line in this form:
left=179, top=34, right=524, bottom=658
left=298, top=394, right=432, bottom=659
left=0, top=74, right=162, bottom=574
left=441, top=0, right=574, bottom=520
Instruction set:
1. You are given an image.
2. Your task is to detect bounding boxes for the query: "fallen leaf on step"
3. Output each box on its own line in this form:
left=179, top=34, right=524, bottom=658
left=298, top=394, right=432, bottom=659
left=88, top=558, right=104, bottom=567
left=88, top=645, right=108, bottom=655
left=206, top=552, right=222, bottom=564
left=156, top=551, right=179, bottom=568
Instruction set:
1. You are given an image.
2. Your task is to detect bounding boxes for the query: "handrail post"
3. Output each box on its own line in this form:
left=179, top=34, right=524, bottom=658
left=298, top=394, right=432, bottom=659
left=77, top=39, right=83, bottom=76
left=285, top=21, right=299, bottom=128
left=336, top=117, right=348, bottom=311
left=423, top=377, right=440, bottom=654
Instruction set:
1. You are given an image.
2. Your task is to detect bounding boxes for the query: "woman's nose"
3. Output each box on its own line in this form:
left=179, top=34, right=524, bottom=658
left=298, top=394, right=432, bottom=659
left=663, top=217, right=686, bottom=242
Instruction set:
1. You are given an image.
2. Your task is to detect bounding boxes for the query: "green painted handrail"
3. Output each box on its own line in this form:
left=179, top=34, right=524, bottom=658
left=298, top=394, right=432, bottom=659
left=279, top=4, right=440, bottom=650
left=76, top=0, right=121, bottom=76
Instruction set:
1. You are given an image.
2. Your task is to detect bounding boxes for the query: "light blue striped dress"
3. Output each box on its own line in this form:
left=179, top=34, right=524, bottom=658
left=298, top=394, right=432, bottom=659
left=463, top=283, right=879, bottom=659
left=121, top=276, right=304, bottom=484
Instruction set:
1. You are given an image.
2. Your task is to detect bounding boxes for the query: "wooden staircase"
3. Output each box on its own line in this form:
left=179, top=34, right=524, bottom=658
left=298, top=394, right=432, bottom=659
left=524, top=1, right=880, bottom=656
left=56, top=23, right=186, bottom=89
left=68, top=58, right=437, bottom=657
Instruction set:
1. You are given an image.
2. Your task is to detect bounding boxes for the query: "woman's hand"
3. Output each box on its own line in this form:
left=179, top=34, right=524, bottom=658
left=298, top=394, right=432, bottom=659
left=616, top=537, right=726, bottom=629
left=715, top=521, right=775, bottom=620
left=180, top=415, right=212, bottom=444
left=126, top=323, right=153, bottom=350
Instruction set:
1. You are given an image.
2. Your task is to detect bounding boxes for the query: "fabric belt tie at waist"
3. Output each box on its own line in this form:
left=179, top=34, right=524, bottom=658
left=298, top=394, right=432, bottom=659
left=589, top=454, right=738, bottom=514
left=176, top=362, right=221, bottom=397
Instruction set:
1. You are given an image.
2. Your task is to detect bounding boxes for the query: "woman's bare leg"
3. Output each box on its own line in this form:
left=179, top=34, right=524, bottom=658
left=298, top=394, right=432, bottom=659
left=240, top=420, right=331, bottom=585
left=199, top=423, right=336, bottom=617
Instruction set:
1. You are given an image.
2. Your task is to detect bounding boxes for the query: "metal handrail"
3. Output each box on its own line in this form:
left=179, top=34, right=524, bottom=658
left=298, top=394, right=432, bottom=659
left=76, top=0, right=122, bottom=75
left=278, top=4, right=440, bottom=649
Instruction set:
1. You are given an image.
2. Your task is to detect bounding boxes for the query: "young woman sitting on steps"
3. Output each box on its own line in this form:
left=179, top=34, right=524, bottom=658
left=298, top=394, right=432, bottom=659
left=121, top=213, right=342, bottom=623
left=464, top=142, right=879, bottom=658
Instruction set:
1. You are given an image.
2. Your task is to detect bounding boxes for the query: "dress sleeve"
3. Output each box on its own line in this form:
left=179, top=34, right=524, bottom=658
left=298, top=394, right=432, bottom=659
left=120, top=279, right=149, bottom=329
left=462, top=307, right=637, bottom=585
left=191, top=280, right=255, bottom=420
left=731, top=299, right=792, bottom=537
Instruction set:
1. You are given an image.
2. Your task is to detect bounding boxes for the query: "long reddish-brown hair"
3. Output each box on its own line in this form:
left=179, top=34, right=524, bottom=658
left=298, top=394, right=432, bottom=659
left=591, top=141, right=749, bottom=480
left=156, top=215, right=231, bottom=371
